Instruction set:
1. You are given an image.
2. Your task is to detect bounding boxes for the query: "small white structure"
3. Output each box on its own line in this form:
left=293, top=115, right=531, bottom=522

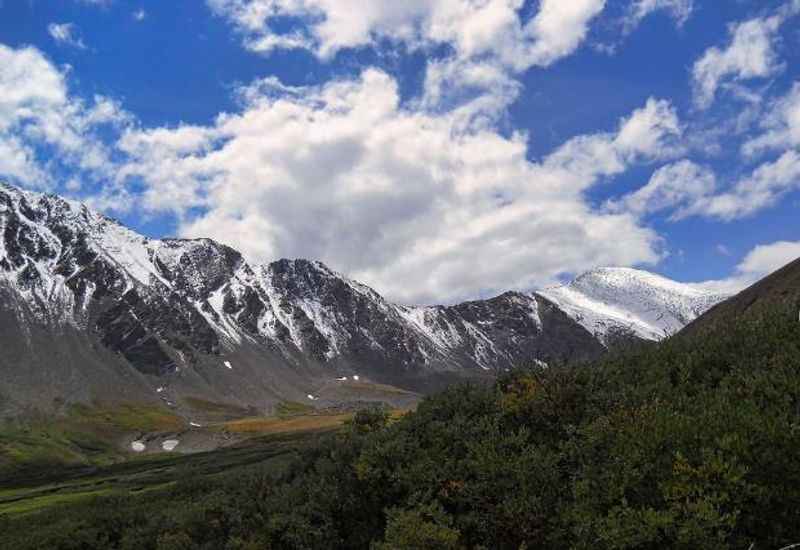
left=162, top=440, right=180, bottom=451
left=156, top=387, right=165, bottom=393
left=336, top=376, right=348, bottom=381
left=190, top=422, right=202, bottom=427
left=223, top=361, right=233, bottom=369
left=352, top=375, right=360, bottom=381
left=131, top=441, right=146, bottom=452
left=307, top=394, right=318, bottom=401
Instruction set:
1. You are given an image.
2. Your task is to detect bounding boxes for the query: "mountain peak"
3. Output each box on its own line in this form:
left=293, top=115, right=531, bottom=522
left=1, top=184, right=732, bottom=415
left=538, top=267, right=730, bottom=342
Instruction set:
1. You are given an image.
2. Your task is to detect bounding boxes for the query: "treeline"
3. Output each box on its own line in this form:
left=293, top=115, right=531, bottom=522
left=3, top=305, right=800, bottom=548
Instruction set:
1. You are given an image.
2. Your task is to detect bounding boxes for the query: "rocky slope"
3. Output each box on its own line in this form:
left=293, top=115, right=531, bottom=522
left=0, top=183, right=727, bottom=417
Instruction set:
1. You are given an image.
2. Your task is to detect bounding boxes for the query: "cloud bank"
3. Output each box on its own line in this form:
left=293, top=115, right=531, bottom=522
left=114, top=70, right=682, bottom=303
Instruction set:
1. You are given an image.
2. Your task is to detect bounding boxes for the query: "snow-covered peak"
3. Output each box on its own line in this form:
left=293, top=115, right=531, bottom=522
left=0, top=181, right=113, bottom=229
left=0, top=182, right=729, bottom=382
left=537, top=267, right=729, bottom=342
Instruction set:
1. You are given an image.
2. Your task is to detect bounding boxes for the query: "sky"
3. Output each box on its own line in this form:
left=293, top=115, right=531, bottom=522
left=0, top=0, right=799, bottom=305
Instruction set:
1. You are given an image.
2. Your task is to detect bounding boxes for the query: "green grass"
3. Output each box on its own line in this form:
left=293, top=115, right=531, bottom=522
left=0, top=489, right=114, bottom=516
left=68, top=402, right=185, bottom=433
left=0, top=428, right=331, bottom=518
left=0, top=402, right=186, bottom=485
left=0, top=400, right=405, bottom=522
left=275, top=400, right=315, bottom=417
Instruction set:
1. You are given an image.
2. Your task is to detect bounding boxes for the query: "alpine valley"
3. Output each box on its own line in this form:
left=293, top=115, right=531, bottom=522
left=0, top=182, right=728, bottom=421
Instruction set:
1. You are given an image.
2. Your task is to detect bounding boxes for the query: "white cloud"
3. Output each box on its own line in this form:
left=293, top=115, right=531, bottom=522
left=695, top=239, right=800, bottom=293
left=605, top=160, right=716, bottom=219
left=626, top=0, right=694, bottom=30
left=519, top=0, right=606, bottom=69
left=418, top=57, right=523, bottom=130
left=206, top=0, right=606, bottom=71
left=678, top=80, right=800, bottom=222
left=738, top=240, right=800, bottom=275
left=681, top=150, right=800, bottom=220
left=691, top=3, right=800, bottom=110
left=47, top=23, right=87, bottom=50
left=0, top=136, right=46, bottom=187
left=115, top=69, right=681, bottom=304
left=743, top=81, right=800, bottom=156
left=133, top=9, right=147, bottom=22
left=0, top=44, right=130, bottom=189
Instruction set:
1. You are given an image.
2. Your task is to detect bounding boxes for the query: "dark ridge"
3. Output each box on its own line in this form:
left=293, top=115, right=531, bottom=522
left=680, top=256, right=800, bottom=337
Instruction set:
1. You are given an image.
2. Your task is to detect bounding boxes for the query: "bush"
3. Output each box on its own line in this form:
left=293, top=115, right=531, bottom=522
left=4, top=306, right=800, bottom=548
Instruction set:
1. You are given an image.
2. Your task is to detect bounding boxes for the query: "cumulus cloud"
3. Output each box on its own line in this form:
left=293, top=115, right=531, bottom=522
left=0, top=44, right=130, bottom=189
left=680, top=150, right=800, bottom=220
left=205, top=0, right=610, bottom=144
left=738, top=240, right=800, bottom=275
left=673, top=79, right=800, bottom=221
left=47, top=23, right=87, bottom=50
left=691, top=2, right=800, bottom=110
left=695, top=239, right=800, bottom=293
left=114, top=69, right=681, bottom=304
left=625, top=0, right=694, bottom=30
left=664, top=74, right=800, bottom=223
left=605, top=160, right=716, bottom=219
left=206, top=0, right=606, bottom=71
left=418, top=56, right=523, bottom=130
left=742, top=81, right=800, bottom=156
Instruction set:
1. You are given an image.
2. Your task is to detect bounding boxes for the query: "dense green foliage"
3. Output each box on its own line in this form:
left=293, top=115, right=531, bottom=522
left=3, top=305, right=800, bottom=548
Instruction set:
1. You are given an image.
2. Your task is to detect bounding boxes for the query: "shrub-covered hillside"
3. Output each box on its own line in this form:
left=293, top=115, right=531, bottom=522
left=3, top=303, right=800, bottom=549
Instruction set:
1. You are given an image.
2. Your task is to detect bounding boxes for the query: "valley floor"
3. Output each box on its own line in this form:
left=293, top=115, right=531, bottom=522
left=0, top=430, right=313, bottom=517
left=0, top=403, right=410, bottom=518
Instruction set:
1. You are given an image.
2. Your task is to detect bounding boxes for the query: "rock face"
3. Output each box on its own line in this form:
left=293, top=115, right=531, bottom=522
left=0, top=183, right=727, bottom=416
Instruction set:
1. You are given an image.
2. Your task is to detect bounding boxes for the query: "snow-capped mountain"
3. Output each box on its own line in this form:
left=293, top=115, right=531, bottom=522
left=0, top=182, right=727, bottom=416
left=538, top=267, right=729, bottom=343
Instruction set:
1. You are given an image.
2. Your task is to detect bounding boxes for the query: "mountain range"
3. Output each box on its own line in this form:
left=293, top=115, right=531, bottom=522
left=0, top=182, right=729, bottom=419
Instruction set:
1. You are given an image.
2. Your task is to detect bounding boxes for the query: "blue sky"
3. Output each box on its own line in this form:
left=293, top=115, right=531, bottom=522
left=1, top=0, right=799, bottom=304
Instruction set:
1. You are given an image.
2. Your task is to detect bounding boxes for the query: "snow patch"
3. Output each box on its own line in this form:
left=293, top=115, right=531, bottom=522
left=131, top=441, right=146, bottom=452
left=162, top=439, right=179, bottom=451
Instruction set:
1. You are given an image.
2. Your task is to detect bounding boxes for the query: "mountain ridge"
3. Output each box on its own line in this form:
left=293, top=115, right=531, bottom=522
left=679, top=255, right=800, bottom=337
left=0, top=182, right=728, bottom=417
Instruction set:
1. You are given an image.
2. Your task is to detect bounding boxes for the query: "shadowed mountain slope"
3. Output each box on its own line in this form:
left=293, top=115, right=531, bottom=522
left=0, top=182, right=726, bottom=417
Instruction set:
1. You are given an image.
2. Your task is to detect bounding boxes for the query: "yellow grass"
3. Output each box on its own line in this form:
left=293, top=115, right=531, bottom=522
left=389, top=408, right=412, bottom=420
left=221, top=406, right=415, bottom=435
left=223, top=413, right=354, bottom=434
